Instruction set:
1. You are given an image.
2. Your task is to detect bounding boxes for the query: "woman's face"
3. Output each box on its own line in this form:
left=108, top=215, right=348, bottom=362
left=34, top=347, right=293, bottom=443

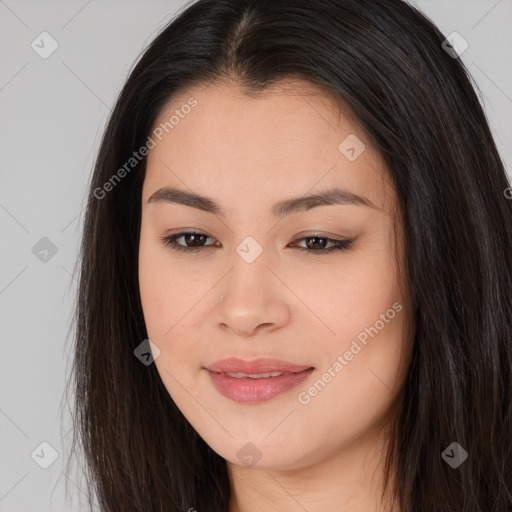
left=138, top=79, right=411, bottom=470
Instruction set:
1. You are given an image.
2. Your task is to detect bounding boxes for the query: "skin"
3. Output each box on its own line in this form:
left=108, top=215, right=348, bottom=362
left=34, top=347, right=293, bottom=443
left=138, top=79, right=412, bottom=512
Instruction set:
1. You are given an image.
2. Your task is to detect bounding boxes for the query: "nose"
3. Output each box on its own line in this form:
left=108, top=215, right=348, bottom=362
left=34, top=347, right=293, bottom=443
left=215, top=260, right=291, bottom=338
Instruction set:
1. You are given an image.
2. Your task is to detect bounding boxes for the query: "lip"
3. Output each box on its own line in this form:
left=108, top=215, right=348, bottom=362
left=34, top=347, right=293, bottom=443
left=204, top=358, right=315, bottom=404
left=205, top=357, right=313, bottom=374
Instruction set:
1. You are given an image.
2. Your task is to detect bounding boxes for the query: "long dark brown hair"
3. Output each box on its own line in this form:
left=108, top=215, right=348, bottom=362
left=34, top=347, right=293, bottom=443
left=63, top=0, right=512, bottom=510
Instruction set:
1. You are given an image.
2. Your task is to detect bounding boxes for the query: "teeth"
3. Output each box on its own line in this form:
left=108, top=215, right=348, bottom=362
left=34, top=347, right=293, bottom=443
left=224, top=371, right=290, bottom=379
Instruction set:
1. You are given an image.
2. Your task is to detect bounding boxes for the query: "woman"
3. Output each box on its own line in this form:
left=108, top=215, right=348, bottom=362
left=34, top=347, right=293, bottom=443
left=65, top=0, right=512, bottom=510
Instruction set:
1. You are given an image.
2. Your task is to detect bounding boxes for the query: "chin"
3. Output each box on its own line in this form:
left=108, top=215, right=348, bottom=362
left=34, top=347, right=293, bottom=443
left=206, top=436, right=318, bottom=471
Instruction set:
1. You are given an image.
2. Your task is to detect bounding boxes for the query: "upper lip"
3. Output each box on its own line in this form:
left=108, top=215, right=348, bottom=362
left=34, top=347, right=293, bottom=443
left=205, top=357, right=314, bottom=374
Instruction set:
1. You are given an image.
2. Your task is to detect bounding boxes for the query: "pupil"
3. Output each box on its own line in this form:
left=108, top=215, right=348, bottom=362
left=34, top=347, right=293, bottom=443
left=186, top=234, right=206, bottom=247
left=307, top=236, right=327, bottom=250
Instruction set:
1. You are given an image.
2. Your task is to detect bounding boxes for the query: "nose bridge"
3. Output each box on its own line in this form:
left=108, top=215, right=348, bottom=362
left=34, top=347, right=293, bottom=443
left=227, top=234, right=274, bottom=295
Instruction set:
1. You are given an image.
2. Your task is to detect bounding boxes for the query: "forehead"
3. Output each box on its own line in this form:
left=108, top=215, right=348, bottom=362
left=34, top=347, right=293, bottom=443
left=142, top=79, right=393, bottom=215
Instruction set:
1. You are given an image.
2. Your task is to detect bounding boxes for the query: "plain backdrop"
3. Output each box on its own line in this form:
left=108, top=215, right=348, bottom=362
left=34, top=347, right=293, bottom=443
left=1, top=1, right=511, bottom=510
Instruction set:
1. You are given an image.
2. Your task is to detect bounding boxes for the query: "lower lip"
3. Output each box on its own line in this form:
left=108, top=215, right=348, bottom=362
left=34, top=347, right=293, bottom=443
left=206, top=368, right=314, bottom=403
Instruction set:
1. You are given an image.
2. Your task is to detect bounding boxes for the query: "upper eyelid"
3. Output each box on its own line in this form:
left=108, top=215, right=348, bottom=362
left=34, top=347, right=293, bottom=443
left=165, top=229, right=346, bottom=239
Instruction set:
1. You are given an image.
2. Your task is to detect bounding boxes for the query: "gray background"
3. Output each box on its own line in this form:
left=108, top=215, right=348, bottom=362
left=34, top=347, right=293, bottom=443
left=1, top=1, right=511, bottom=510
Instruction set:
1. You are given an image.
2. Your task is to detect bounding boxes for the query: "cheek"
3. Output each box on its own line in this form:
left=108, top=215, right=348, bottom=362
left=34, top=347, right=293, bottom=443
left=138, top=237, right=166, bottom=336
left=138, top=231, right=206, bottom=370
left=138, top=228, right=187, bottom=344
left=138, top=238, right=200, bottom=402
left=311, top=236, right=402, bottom=346
left=304, top=236, right=407, bottom=401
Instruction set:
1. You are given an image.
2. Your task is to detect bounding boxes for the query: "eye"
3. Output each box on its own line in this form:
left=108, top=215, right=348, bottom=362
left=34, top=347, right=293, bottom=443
left=291, top=234, right=355, bottom=254
left=160, top=231, right=354, bottom=255
left=160, top=231, right=220, bottom=252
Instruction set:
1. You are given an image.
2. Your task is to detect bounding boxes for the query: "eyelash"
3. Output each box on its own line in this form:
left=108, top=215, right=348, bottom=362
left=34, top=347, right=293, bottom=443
left=160, top=231, right=354, bottom=255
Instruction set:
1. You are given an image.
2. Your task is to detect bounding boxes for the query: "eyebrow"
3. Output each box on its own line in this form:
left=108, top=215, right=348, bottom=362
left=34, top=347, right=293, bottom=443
left=147, top=186, right=382, bottom=218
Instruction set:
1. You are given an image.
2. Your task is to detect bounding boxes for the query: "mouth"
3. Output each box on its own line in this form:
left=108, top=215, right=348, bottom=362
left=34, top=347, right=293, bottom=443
left=204, top=357, right=315, bottom=403
left=205, top=357, right=313, bottom=374
left=218, top=370, right=301, bottom=378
